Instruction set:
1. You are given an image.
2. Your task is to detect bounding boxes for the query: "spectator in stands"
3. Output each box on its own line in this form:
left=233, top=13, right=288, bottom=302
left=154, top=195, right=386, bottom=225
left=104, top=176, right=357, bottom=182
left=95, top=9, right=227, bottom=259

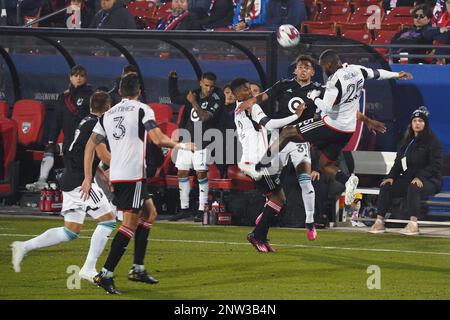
left=189, top=0, right=211, bottom=20
left=437, top=0, right=450, bottom=27
left=5, top=0, right=46, bottom=26
left=197, top=0, right=234, bottom=29
left=66, top=0, right=94, bottom=28
left=232, top=0, right=267, bottom=31
left=369, top=107, right=443, bottom=235
left=390, top=4, right=436, bottom=63
left=249, top=81, right=262, bottom=97
left=26, top=65, right=94, bottom=192
left=90, top=0, right=136, bottom=29
left=156, top=0, right=202, bottom=30
left=265, top=0, right=307, bottom=31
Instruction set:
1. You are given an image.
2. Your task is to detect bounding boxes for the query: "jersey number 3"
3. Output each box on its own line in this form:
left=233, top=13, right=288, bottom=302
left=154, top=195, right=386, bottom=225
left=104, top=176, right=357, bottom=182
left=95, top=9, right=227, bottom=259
left=113, top=116, right=126, bottom=140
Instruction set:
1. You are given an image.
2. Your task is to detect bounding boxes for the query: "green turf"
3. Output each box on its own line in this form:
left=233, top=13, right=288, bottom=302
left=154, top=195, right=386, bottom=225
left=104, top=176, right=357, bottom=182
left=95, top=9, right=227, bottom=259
left=1, top=217, right=450, bottom=300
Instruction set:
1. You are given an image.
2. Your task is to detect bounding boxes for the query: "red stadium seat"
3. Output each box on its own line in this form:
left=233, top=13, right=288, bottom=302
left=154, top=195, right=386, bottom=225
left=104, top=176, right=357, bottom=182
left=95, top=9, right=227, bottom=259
left=317, top=6, right=351, bottom=23
left=158, top=122, right=179, bottom=141
left=380, top=23, right=402, bottom=31
left=127, top=0, right=157, bottom=17
left=383, top=6, right=414, bottom=25
left=302, top=21, right=336, bottom=34
left=208, top=163, right=233, bottom=201
left=321, top=0, right=350, bottom=7
left=351, top=0, right=382, bottom=11
left=342, top=30, right=372, bottom=44
left=227, top=165, right=255, bottom=191
left=0, top=101, right=9, bottom=118
left=337, top=22, right=367, bottom=34
left=176, top=105, right=185, bottom=126
left=0, top=118, right=18, bottom=197
left=11, top=99, right=45, bottom=148
left=348, top=5, right=383, bottom=29
left=149, top=103, right=173, bottom=124
left=372, top=30, right=398, bottom=58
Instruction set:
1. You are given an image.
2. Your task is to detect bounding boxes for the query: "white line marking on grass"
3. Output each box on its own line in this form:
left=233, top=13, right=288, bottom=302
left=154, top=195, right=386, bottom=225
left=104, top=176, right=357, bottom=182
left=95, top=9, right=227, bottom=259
left=1, top=233, right=450, bottom=257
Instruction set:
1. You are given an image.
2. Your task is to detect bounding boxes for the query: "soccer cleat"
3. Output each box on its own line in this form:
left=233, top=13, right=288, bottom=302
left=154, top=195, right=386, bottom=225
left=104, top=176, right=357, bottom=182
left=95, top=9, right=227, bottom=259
left=128, top=268, right=159, bottom=284
left=78, top=267, right=98, bottom=284
left=93, top=273, right=121, bottom=295
left=169, top=208, right=193, bottom=221
left=193, top=210, right=203, bottom=223
left=246, top=233, right=268, bottom=253
left=344, top=174, right=359, bottom=205
left=305, top=223, right=317, bottom=241
left=368, top=219, right=386, bottom=234
left=11, top=241, right=26, bottom=273
left=25, top=180, right=48, bottom=192
left=399, top=221, right=419, bottom=236
left=263, top=240, right=276, bottom=253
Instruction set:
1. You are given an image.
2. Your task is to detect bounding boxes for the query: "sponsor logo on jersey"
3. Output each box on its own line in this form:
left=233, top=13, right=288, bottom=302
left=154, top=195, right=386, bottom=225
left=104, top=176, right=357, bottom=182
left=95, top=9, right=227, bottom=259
left=287, top=97, right=304, bottom=114
left=77, top=98, right=83, bottom=106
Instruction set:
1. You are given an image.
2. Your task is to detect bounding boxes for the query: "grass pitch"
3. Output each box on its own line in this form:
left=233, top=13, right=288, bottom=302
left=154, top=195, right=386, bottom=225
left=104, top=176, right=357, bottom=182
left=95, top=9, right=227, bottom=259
left=1, top=216, right=450, bottom=300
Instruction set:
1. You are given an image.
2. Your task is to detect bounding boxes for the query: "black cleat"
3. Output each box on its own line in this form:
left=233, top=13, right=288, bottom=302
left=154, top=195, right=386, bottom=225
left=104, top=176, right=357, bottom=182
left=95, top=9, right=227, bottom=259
left=93, top=273, right=121, bottom=294
left=169, top=208, right=193, bottom=221
left=128, top=268, right=159, bottom=284
left=193, top=210, right=203, bottom=223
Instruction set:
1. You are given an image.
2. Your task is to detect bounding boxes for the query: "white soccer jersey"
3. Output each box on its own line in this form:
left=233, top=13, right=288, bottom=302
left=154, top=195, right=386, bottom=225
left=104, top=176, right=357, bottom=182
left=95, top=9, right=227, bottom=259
left=93, top=98, right=155, bottom=182
left=234, top=102, right=270, bottom=164
left=314, top=63, right=398, bottom=132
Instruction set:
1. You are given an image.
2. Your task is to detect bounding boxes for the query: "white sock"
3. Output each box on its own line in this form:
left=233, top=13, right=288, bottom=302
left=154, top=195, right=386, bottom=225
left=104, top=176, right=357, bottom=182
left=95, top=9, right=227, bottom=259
left=298, top=173, right=315, bottom=224
left=133, top=264, right=145, bottom=272
left=81, top=220, right=116, bottom=271
left=22, top=227, right=77, bottom=252
left=178, top=177, right=191, bottom=209
left=198, top=178, right=209, bottom=211
left=38, top=152, right=54, bottom=181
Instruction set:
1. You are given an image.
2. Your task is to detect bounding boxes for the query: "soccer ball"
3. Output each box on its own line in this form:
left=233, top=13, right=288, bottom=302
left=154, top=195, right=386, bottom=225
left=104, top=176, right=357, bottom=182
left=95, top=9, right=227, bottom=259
left=276, top=24, right=300, bottom=48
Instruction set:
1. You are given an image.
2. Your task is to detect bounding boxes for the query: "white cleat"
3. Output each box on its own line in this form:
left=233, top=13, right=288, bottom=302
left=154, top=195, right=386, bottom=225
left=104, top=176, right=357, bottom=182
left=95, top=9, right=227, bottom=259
left=238, top=163, right=264, bottom=181
left=25, top=180, right=48, bottom=192
left=78, top=267, right=98, bottom=284
left=399, top=221, right=420, bottom=236
left=344, top=174, right=359, bottom=206
left=11, top=241, right=26, bottom=273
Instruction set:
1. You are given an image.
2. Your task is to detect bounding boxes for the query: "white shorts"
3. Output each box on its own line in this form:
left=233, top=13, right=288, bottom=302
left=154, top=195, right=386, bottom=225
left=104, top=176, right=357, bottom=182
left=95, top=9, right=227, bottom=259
left=175, top=148, right=210, bottom=171
left=279, top=142, right=311, bottom=168
left=61, top=183, right=114, bottom=224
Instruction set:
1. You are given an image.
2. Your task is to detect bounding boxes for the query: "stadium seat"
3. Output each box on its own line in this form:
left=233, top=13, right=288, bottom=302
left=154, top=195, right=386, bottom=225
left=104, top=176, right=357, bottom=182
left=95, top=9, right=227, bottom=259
left=149, top=103, right=173, bottom=124
left=0, top=118, right=18, bottom=197
left=342, top=30, right=372, bottom=44
left=302, top=21, right=336, bottom=35
left=350, top=0, right=382, bottom=11
left=127, top=0, right=157, bottom=17
left=227, top=165, right=255, bottom=191
left=0, top=101, right=9, bottom=118
left=321, top=0, right=350, bottom=7
left=372, top=30, right=398, bottom=58
left=176, top=105, right=185, bottom=126
left=11, top=99, right=45, bottom=148
left=208, top=163, right=233, bottom=201
left=316, top=6, right=351, bottom=23
left=348, top=5, right=383, bottom=29
left=158, top=122, right=179, bottom=141
left=337, top=22, right=367, bottom=34
left=380, top=23, right=402, bottom=31
left=383, top=6, right=414, bottom=25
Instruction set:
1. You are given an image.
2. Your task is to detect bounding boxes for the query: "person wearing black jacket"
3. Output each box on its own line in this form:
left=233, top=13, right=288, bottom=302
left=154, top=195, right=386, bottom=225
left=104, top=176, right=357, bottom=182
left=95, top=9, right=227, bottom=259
left=197, top=0, right=234, bottom=29
left=26, top=65, right=94, bottom=192
left=369, top=107, right=443, bottom=235
left=168, top=71, right=224, bottom=222
left=89, top=0, right=136, bottom=29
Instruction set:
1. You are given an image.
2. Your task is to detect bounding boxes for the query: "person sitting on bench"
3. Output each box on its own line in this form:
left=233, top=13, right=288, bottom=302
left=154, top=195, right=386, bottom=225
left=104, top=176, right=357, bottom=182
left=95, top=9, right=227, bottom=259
left=369, top=107, right=443, bottom=235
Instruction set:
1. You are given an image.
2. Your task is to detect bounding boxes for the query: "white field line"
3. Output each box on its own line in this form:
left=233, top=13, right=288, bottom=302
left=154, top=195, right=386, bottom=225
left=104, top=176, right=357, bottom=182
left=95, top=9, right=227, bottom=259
left=1, top=233, right=450, bottom=257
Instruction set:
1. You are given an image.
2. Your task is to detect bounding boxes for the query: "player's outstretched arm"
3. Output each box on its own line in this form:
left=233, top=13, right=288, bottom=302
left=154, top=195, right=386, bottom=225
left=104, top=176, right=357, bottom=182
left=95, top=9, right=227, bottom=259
left=148, top=127, right=196, bottom=152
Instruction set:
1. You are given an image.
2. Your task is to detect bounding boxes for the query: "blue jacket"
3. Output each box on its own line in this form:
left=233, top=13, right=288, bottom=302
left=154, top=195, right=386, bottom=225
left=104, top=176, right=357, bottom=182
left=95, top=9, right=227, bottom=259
left=232, top=0, right=267, bottom=27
